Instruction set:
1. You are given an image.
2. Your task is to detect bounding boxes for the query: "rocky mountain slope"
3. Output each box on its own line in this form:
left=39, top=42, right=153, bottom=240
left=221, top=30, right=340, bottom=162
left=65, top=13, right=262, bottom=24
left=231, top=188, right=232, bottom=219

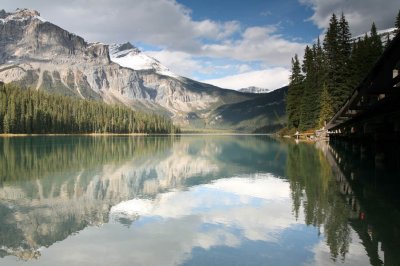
left=0, top=8, right=286, bottom=131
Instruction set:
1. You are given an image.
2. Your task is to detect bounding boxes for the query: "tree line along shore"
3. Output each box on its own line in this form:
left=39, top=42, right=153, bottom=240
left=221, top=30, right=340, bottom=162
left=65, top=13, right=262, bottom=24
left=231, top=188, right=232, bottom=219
left=0, top=83, right=180, bottom=135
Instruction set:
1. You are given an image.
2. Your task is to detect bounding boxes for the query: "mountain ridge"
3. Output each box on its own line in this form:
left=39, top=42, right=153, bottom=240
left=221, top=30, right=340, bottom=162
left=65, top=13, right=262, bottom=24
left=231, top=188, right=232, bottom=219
left=0, top=8, right=286, bottom=132
left=238, top=86, right=271, bottom=94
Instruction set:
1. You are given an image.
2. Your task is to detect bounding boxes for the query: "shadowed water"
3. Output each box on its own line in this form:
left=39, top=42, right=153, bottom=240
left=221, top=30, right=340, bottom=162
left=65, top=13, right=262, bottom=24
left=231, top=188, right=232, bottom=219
left=0, top=135, right=398, bottom=265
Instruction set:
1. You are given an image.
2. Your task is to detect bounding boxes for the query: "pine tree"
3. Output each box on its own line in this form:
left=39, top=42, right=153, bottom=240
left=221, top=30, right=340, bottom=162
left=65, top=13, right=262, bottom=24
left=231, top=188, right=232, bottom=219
left=395, top=9, right=400, bottom=34
left=323, top=14, right=340, bottom=111
left=318, top=84, right=334, bottom=128
left=338, top=13, right=353, bottom=97
left=350, top=23, right=384, bottom=87
left=299, top=46, right=316, bottom=130
left=384, top=33, right=391, bottom=48
left=349, top=39, right=361, bottom=88
left=369, top=22, right=383, bottom=58
left=314, top=37, right=325, bottom=85
left=323, top=13, right=352, bottom=113
left=286, top=54, right=304, bottom=129
left=3, top=111, right=10, bottom=133
left=313, top=38, right=326, bottom=122
left=338, top=13, right=352, bottom=60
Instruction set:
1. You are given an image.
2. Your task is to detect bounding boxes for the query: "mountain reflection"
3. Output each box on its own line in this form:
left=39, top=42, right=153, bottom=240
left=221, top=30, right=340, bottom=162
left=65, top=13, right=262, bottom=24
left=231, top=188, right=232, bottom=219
left=0, top=136, right=398, bottom=265
left=0, top=135, right=285, bottom=261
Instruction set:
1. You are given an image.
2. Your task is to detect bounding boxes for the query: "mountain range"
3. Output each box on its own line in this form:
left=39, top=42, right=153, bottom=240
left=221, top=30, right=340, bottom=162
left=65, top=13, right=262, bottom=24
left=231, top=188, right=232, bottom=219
left=0, top=9, right=286, bottom=132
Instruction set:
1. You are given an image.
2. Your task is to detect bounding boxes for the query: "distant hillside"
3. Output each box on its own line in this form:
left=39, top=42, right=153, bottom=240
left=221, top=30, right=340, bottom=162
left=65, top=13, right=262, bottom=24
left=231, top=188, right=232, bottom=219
left=238, top=86, right=271, bottom=94
left=207, top=86, right=288, bottom=132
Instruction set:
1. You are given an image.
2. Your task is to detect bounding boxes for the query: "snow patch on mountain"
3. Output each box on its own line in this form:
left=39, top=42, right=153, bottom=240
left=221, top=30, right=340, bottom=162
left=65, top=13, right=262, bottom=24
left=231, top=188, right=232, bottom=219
left=353, top=27, right=397, bottom=44
left=109, top=43, right=180, bottom=79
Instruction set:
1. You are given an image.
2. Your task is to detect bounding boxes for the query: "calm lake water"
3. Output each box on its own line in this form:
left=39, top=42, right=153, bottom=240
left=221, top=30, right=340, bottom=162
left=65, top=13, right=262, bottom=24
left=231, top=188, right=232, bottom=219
left=0, top=135, right=399, bottom=266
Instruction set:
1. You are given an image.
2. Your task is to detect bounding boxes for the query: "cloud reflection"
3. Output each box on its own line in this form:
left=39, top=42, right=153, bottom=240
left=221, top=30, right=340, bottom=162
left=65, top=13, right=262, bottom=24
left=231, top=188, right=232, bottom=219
left=106, top=174, right=306, bottom=265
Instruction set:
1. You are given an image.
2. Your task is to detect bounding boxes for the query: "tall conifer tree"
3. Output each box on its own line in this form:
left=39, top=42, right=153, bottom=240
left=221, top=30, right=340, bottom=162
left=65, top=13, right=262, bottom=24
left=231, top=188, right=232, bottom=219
left=299, top=46, right=318, bottom=130
left=369, top=22, right=383, bottom=59
left=318, top=84, right=334, bottom=128
left=323, top=13, right=352, bottom=113
left=323, top=14, right=341, bottom=112
left=395, top=9, right=400, bottom=34
left=338, top=13, right=352, bottom=60
left=338, top=13, right=352, bottom=98
left=286, top=54, right=304, bottom=129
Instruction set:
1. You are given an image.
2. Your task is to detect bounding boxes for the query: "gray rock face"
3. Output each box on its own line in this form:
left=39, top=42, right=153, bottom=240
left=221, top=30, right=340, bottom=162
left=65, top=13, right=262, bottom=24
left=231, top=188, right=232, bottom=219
left=0, top=9, right=87, bottom=63
left=0, top=9, right=260, bottom=128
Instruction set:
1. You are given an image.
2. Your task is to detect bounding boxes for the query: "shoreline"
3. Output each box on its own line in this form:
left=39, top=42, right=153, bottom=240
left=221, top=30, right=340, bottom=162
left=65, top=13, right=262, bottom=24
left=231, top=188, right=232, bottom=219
left=0, top=132, right=274, bottom=137
left=0, top=133, right=149, bottom=137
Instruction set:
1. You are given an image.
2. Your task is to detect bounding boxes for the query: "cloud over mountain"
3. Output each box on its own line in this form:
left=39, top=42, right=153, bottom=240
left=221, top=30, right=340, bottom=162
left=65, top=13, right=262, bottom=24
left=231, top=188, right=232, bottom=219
left=300, top=0, right=399, bottom=36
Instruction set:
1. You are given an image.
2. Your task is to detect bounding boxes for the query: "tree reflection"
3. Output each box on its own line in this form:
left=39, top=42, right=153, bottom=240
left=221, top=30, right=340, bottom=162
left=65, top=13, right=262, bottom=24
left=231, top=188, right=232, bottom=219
left=0, top=136, right=176, bottom=184
left=0, top=136, right=177, bottom=260
left=328, top=140, right=400, bottom=266
left=286, top=142, right=351, bottom=261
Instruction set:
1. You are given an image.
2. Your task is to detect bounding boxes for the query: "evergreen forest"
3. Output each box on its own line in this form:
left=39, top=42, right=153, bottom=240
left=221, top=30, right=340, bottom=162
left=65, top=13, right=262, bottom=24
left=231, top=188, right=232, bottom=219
left=286, top=11, right=400, bottom=131
left=0, top=83, right=180, bottom=134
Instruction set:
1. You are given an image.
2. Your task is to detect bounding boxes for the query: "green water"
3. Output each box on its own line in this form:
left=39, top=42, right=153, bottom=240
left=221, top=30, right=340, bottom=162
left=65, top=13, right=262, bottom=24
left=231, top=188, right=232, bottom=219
left=0, top=136, right=398, bottom=265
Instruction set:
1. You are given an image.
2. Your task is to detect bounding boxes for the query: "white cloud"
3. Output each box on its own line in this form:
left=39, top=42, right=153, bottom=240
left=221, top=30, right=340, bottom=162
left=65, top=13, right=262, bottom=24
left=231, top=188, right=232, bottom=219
left=193, top=20, right=241, bottom=40
left=238, top=64, right=252, bottom=73
left=201, top=26, right=307, bottom=66
left=299, top=0, right=400, bottom=35
left=203, top=68, right=290, bottom=90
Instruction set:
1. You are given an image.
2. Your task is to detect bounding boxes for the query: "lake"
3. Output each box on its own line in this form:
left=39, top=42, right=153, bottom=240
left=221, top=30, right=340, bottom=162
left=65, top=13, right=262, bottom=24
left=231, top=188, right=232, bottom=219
left=0, top=135, right=399, bottom=265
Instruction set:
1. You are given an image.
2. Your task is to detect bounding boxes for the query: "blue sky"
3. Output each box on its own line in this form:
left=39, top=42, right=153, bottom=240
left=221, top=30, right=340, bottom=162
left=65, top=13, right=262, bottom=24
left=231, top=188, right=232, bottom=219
left=2, top=0, right=399, bottom=90
left=167, top=0, right=320, bottom=86
left=178, top=0, right=319, bottom=42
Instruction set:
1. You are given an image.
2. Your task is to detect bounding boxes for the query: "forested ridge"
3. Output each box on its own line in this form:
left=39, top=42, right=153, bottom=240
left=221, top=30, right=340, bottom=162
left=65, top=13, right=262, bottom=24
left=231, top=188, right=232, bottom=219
left=0, top=83, right=180, bottom=134
left=286, top=11, right=400, bottom=131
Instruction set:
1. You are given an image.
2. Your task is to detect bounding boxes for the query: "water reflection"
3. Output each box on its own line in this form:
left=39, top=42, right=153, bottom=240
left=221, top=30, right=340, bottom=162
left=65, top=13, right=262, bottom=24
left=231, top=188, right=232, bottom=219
left=0, top=136, right=398, bottom=265
left=286, top=142, right=352, bottom=261
left=326, top=140, right=400, bottom=265
left=0, top=136, right=286, bottom=262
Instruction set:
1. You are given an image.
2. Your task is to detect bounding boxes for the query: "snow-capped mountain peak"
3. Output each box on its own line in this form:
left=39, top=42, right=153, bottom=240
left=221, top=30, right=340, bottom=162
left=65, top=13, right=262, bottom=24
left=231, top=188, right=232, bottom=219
left=109, top=42, right=180, bottom=79
left=109, top=42, right=140, bottom=57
